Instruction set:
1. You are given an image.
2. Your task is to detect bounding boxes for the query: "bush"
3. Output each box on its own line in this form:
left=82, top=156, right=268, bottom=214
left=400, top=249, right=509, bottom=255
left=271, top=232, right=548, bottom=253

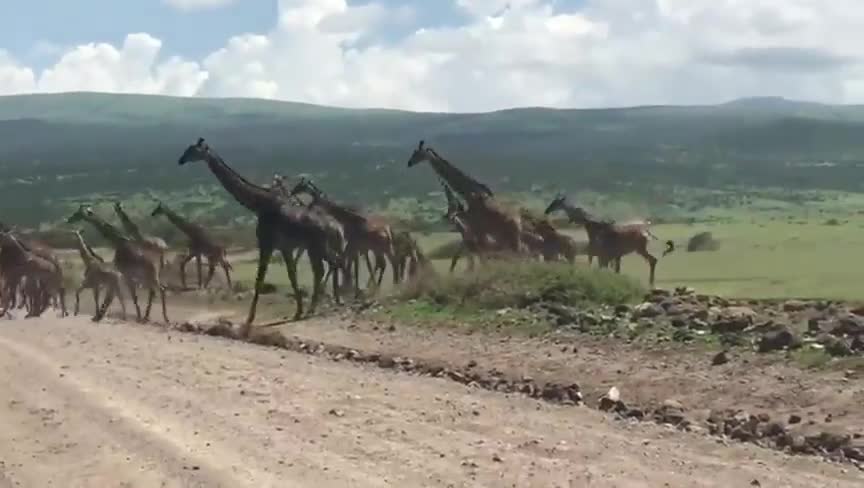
left=398, top=260, right=645, bottom=311
left=686, top=231, right=719, bottom=252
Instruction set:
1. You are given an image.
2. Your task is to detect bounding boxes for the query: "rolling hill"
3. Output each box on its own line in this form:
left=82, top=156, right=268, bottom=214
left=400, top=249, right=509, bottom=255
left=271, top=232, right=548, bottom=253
left=2, top=92, right=864, bottom=227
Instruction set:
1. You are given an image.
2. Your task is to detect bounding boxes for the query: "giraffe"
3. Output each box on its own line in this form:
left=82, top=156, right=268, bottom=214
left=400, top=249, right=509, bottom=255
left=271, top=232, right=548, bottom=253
left=70, top=229, right=127, bottom=321
left=392, top=230, right=423, bottom=283
left=150, top=202, right=233, bottom=290
left=0, top=231, right=66, bottom=318
left=287, top=177, right=395, bottom=294
left=177, top=138, right=342, bottom=333
left=0, top=223, right=63, bottom=314
left=271, top=173, right=349, bottom=293
left=544, top=195, right=674, bottom=285
left=113, top=201, right=168, bottom=270
left=440, top=179, right=483, bottom=273
left=67, top=205, right=168, bottom=323
left=407, top=140, right=524, bottom=255
left=519, top=210, right=578, bottom=263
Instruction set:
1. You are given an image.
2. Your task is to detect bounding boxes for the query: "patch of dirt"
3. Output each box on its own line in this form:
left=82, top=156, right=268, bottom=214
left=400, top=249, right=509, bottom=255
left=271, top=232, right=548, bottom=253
left=256, top=289, right=864, bottom=467
left=2, top=316, right=859, bottom=486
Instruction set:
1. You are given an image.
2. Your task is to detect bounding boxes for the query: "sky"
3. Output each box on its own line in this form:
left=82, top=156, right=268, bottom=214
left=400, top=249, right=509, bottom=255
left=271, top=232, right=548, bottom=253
left=0, top=0, right=862, bottom=112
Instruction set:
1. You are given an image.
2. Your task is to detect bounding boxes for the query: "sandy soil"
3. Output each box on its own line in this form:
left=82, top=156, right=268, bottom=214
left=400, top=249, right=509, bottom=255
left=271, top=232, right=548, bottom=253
left=274, top=315, right=864, bottom=440
left=0, top=314, right=860, bottom=487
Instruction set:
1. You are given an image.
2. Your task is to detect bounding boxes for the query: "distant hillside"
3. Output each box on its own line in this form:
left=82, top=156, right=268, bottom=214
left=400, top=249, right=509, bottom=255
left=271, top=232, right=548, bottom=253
left=3, top=93, right=864, bottom=169
left=3, top=92, right=864, bottom=227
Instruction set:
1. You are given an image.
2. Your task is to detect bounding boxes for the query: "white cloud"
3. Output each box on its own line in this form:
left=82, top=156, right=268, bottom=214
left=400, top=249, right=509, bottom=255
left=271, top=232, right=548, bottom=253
left=162, top=0, right=236, bottom=11
left=3, top=0, right=864, bottom=111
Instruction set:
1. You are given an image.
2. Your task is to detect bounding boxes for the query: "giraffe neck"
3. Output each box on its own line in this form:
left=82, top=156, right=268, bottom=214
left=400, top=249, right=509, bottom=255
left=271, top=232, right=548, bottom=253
left=160, top=206, right=205, bottom=241
left=76, top=232, right=104, bottom=265
left=427, top=152, right=490, bottom=203
left=114, top=208, right=143, bottom=241
left=310, top=193, right=366, bottom=226
left=203, top=150, right=279, bottom=213
left=1, top=234, right=29, bottom=259
left=83, top=216, right=128, bottom=249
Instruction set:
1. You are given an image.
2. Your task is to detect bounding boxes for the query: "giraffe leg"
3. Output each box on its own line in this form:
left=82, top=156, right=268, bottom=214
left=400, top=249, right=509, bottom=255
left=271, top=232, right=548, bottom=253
left=115, top=281, right=128, bottom=320
left=450, top=244, right=464, bottom=273
left=636, top=246, right=658, bottom=286
left=94, top=287, right=114, bottom=322
left=143, top=287, right=154, bottom=322
left=178, top=253, right=193, bottom=290
left=92, top=285, right=100, bottom=317
left=307, top=249, right=326, bottom=317
left=203, top=256, right=217, bottom=288
left=58, top=286, right=66, bottom=317
left=244, top=228, right=275, bottom=333
left=159, top=284, right=168, bottom=324
left=195, top=255, right=203, bottom=289
left=221, top=258, right=233, bottom=290
left=74, top=284, right=86, bottom=316
left=125, top=277, right=142, bottom=321
left=279, top=246, right=303, bottom=320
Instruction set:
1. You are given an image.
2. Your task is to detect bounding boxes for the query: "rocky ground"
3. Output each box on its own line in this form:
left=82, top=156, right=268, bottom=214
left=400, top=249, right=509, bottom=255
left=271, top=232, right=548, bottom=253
left=3, top=284, right=863, bottom=486
left=2, top=315, right=861, bottom=487
left=178, top=286, right=864, bottom=471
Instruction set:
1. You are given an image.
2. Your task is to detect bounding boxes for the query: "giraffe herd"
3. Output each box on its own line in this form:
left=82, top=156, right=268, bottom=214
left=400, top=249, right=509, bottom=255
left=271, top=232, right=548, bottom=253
left=0, top=137, right=674, bottom=331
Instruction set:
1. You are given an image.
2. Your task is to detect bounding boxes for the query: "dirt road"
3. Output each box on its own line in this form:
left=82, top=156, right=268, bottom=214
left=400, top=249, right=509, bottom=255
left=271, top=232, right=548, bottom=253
left=0, top=315, right=859, bottom=487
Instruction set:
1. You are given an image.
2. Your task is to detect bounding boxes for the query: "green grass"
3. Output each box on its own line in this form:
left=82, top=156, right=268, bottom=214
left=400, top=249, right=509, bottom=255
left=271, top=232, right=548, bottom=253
left=220, top=215, right=864, bottom=301
left=399, top=260, right=645, bottom=309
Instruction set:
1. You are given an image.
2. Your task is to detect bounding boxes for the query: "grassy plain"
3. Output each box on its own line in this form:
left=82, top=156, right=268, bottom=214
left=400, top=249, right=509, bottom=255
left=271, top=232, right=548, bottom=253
left=218, top=217, right=864, bottom=302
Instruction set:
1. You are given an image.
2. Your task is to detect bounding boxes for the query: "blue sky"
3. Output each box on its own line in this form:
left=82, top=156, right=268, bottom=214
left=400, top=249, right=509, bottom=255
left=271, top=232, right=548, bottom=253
left=6, top=0, right=276, bottom=68
left=0, top=1, right=855, bottom=111
left=3, top=0, right=476, bottom=69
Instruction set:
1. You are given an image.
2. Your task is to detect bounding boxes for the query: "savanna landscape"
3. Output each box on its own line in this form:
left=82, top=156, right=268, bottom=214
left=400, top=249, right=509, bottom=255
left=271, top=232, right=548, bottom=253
left=2, top=91, right=864, bottom=487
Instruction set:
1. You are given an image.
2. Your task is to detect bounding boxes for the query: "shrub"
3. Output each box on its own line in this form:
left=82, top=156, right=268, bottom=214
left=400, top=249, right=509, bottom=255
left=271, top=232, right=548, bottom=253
left=398, top=260, right=645, bottom=311
left=686, top=231, right=719, bottom=252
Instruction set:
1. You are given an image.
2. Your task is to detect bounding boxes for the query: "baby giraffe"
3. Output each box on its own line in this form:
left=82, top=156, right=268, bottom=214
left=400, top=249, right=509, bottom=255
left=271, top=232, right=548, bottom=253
left=0, top=231, right=66, bottom=318
left=71, top=229, right=127, bottom=321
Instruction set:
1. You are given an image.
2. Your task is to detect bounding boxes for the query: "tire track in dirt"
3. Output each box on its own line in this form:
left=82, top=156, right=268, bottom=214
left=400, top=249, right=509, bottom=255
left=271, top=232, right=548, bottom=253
left=0, top=334, right=251, bottom=488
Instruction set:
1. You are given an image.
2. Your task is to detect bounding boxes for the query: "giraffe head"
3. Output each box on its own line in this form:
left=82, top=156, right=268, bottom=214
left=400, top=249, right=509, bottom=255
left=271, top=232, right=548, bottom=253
left=113, top=200, right=124, bottom=213
left=150, top=201, right=165, bottom=217
left=407, top=140, right=432, bottom=167
left=178, top=137, right=210, bottom=165
left=287, top=177, right=319, bottom=199
left=67, top=204, right=95, bottom=224
left=544, top=194, right=569, bottom=216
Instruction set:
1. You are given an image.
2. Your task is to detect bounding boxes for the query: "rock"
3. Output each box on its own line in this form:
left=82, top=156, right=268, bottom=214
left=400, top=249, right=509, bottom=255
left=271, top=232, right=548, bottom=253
left=598, top=386, right=626, bottom=412
left=816, top=334, right=852, bottom=357
left=203, top=322, right=238, bottom=339
left=248, top=330, right=288, bottom=348
left=806, top=432, right=851, bottom=452
left=843, top=441, right=864, bottom=462
left=633, top=302, right=664, bottom=319
left=757, top=327, right=802, bottom=353
left=654, top=399, right=687, bottom=427
left=711, top=351, right=730, bottom=366
left=807, top=318, right=822, bottom=335
left=614, top=304, right=630, bottom=315
left=788, top=414, right=802, bottom=425
left=690, top=308, right=709, bottom=321
left=670, top=318, right=687, bottom=328
left=851, top=335, right=864, bottom=352
left=377, top=356, right=397, bottom=369
left=782, top=300, right=809, bottom=312
left=710, top=308, right=757, bottom=333
left=830, top=315, right=864, bottom=336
